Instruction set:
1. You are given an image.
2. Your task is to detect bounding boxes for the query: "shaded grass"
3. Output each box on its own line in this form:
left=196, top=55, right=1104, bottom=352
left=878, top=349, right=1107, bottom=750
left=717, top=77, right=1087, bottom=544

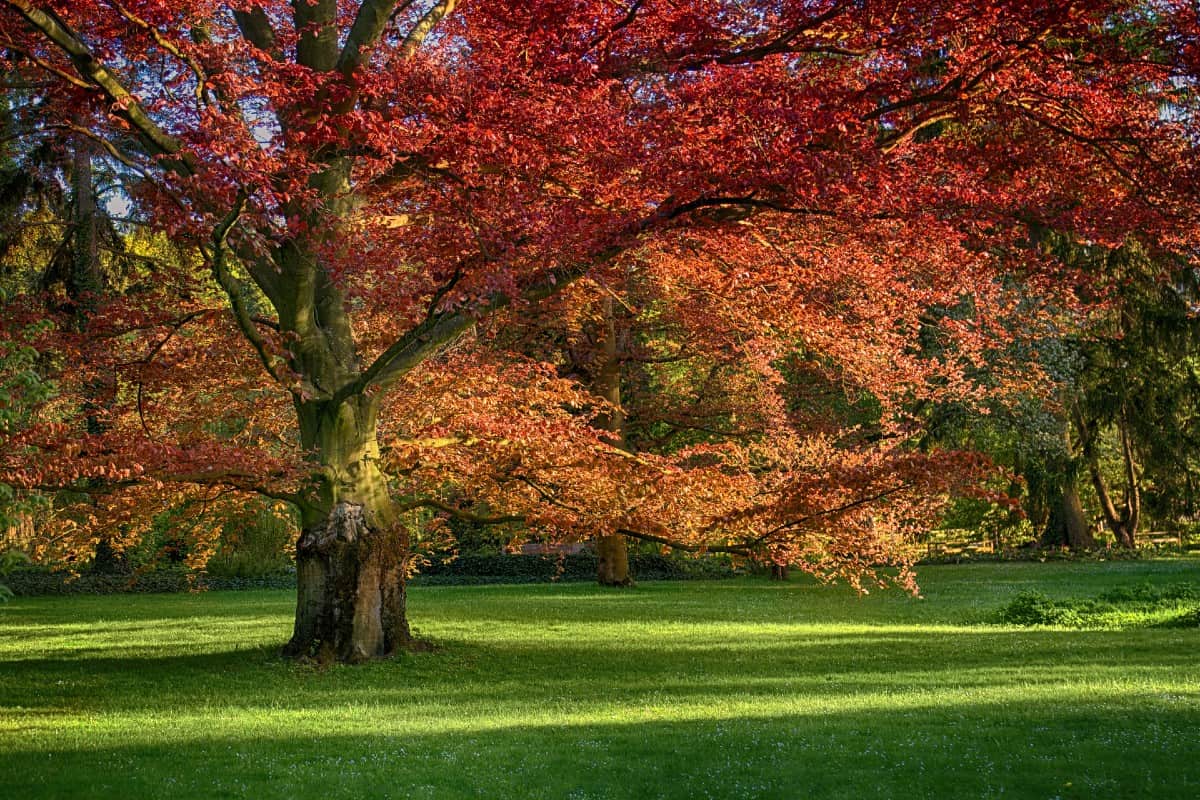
left=1, top=559, right=1198, bottom=799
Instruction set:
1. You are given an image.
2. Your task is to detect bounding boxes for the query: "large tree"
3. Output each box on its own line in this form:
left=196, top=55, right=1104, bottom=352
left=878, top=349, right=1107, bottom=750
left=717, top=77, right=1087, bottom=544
left=0, top=1, right=1195, bottom=661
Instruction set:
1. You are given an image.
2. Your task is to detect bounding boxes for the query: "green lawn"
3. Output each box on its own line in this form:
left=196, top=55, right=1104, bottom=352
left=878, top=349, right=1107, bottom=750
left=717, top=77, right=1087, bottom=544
left=2, top=560, right=1198, bottom=799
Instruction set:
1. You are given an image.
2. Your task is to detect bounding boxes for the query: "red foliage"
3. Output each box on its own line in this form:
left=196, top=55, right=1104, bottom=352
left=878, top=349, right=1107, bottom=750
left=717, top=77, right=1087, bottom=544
left=1, top=1, right=1196, bottom=585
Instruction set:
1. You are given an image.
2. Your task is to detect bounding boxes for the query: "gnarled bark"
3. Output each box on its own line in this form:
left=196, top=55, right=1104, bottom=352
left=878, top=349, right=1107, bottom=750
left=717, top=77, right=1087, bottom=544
left=284, top=502, right=410, bottom=662
left=283, top=395, right=412, bottom=662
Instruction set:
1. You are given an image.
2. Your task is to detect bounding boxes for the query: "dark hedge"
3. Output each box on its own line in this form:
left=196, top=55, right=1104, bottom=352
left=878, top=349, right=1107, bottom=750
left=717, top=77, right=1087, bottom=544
left=5, top=553, right=737, bottom=595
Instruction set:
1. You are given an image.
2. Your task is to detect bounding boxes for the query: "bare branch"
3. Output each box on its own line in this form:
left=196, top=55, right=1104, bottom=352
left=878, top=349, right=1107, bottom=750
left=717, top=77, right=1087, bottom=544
left=394, top=497, right=524, bottom=524
left=616, top=527, right=752, bottom=556
left=879, top=112, right=957, bottom=154
left=100, top=0, right=210, bottom=106
left=400, top=0, right=457, bottom=59
left=585, top=0, right=646, bottom=52
left=0, top=38, right=90, bottom=87
left=338, top=0, right=409, bottom=76
left=54, top=123, right=158, bottom=183
left=202, top=195, right=287, bottom=388
left=665, top=195, right=840, bottom=220
left=605, top=4, right=858, bottom=77
left=350, top=192, right=834, bottom=400
left=744, top=485, right=909, bottom=549
left=709, top=5, right=855, bottom=66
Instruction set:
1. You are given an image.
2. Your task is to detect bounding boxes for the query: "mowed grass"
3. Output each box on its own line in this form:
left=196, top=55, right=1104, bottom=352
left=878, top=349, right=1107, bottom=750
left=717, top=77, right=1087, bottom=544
left=1, top=560, right=1198, bottom=799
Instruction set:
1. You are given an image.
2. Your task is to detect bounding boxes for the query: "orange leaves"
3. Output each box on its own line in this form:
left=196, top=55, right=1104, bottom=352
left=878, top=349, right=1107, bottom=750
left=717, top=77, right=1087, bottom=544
left=375, top=341, right=990, bottom=593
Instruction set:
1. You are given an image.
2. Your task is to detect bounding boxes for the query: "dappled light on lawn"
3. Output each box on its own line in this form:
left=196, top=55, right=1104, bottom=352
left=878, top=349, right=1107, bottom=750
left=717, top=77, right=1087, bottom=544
left=2, top=562, right=1198, bottom=798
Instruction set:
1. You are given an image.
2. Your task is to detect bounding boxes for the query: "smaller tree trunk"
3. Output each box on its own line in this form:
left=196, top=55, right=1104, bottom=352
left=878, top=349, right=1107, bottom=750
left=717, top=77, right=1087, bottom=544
left=1075, top=407, right=1140, bottom=549
left=70, top=132, right=101, bottom=309
left=592, top=295, right=633, bottom=587
left=596, top=533, right=632, bottom=587
left=1041, top=477, right=1094, bottom=550
left=1061, top=482, right=1095, bottom=549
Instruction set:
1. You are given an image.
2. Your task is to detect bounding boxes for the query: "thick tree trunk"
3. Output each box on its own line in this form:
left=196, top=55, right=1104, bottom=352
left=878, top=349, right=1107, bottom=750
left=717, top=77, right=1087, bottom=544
left=283, top=396, right=412, bottom=662
left=284, top=502, right=411, bottom=662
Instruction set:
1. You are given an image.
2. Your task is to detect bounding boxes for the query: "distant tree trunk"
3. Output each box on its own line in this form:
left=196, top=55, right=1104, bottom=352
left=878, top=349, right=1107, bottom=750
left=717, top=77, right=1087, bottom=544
left=1060, top=482, right=1094, bottom=549
left=1074, top=407, right=1140, bottom=548
left=66, top=136, right=123, bottom=571
left=70, top=132, right=100, bottom=313
left=596, top=532, right=631, bottom=586
left=1040, top=425, right=1095, bottom=550
left=1042, top=480, right=1094, bottom=550
left=283, top=394, right=412, bottom=662
left=593, top=295, right=633, bottom=587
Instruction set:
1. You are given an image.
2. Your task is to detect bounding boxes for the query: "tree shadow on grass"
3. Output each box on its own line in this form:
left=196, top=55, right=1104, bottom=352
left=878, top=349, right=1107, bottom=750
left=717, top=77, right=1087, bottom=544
left=2, top=626, right=1196, bottom=716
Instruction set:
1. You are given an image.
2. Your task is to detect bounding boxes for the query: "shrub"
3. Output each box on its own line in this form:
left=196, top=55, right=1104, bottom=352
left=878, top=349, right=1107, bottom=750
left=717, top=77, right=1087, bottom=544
left=997, top=592, right=1085, bottom=627
left=204, top=504, right=297, bottom=579
left=414, top=552, right=736, bottom=585
left=1170, top=608, right=1200, bottom=628
left=1097, top=582, right=1200, bottom=603
left=3, top=550, right=736, bottom=595
left=995, top=582, right=1200, bottom=629
left=2, top=565, right=195, bottom=595
left=0, top=550, right=31, bottom=602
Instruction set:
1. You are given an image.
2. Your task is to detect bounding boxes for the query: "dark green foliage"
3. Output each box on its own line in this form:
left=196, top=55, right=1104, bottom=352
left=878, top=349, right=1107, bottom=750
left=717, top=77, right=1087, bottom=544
left=1096, top=582, right=1200, bottom=603
left=0, top=549, right=30, bottom=602
left=918, top=544, right=1147, bottom=566
left=417, top=552, right=737, bottom=585
left=1178, top=607, right=1200, bottom=628
left=107, top=511, right=197, bottom=573
left=205, top=506, right=296, bottom=579
left=2, top=565, right=298, bottom=595
left=996, top=581, right=1200, bottom=628
left=4, top=553, right=736, bottom=595
left=3, top=565, right=196, bottom=595
left=997, top=592, right=1086, bottom=626
left=1077, top=245, right=1200, bottom=521
left=0, top=323, right=54, bottom=600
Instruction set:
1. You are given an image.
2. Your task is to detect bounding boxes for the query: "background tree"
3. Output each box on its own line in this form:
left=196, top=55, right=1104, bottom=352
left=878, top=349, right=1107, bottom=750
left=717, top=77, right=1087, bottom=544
left=1069, top=242, right=1200, bottom=545
left=926, top=231, right=1200, bottom=551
